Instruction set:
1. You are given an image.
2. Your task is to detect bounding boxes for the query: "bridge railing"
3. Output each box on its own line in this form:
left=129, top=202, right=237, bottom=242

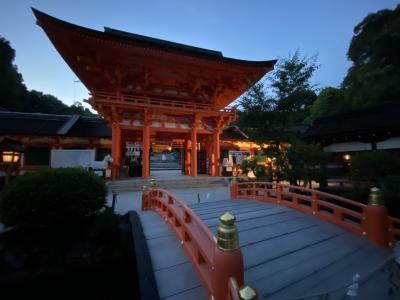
left=142, top=187, right=256, bottom=300
left=91, top=91, right=237, bottom=115
left=231, top=181, right=400, bottom=248
left=388, top=216, right=400, bottom=245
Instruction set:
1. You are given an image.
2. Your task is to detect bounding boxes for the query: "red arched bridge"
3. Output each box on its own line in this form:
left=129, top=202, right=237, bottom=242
left=138, top=181, right=400, bottom=300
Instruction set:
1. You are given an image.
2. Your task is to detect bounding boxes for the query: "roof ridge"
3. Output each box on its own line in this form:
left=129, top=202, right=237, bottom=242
left=0, top=110, right=102, bottom=121
left=32, top=7, right=276, bottom=66
left=104, top=27, right=223, bottom=58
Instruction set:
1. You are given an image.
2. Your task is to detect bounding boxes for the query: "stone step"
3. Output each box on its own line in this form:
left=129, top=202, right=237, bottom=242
left=150, top=162, right=181, bottom=171
left=108, top=179, right=225, bottom=188
left=107, top=177, right=227, bottom=192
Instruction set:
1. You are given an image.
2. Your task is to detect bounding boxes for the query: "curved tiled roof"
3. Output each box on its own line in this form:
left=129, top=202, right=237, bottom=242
left=0, top=111, right=111, bottom=137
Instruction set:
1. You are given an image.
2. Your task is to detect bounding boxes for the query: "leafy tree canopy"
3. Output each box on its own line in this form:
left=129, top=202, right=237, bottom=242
left=0, top=36, right=94, bottom=116
left=308, top=87, right=347, bottom=120
left=310, top=5, right=400, bottom=120
left=284, top=140, right=329, bottom=186
left=238, top=50, right=319, bottom=145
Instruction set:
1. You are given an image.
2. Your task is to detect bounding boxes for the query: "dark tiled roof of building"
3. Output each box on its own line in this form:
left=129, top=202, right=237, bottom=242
left=0, top=111, right=111, bottom=137
left=104, top=27, right=224, bottom=58
left=0, top=111, right=247, bottom=140
left=220, top=125, right=248, bottom=141
left=305, top=102, right=400, bottom=142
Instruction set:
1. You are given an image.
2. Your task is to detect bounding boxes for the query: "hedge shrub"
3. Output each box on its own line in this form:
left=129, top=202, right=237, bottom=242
left=0, top=168, right=107, bottom=227
left=351, top=150, right=400, bottom=183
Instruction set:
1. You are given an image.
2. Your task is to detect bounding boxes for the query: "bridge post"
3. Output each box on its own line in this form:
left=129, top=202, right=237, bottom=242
left=276, top=184, right=283, bottom=203
left=239, top=285, right=259, bottom=300
left=365, top=187, right=389, bottom=247
left=229, top=277, right=259, bottom=300
left=311, top=191, right=319, bottom=215
left=141, top=185, right=149, bottom=211
left=230, top=179, right=238, bottom=200
left=213, top=212, right=244, bottom=300
left=149, top=178, right=157, bottom=188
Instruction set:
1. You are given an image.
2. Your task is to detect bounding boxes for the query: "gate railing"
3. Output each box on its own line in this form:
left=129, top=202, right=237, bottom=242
left=231, top=181, right=400, bottom=248
left=142, top=186, right=257, bottom=300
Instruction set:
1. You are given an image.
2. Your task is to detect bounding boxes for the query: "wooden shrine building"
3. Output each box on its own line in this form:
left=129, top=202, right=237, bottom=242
left=33, top=9, right=276, bottom=179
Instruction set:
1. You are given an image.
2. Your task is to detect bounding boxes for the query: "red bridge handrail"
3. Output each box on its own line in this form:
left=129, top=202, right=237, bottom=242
left=388, top=216, right=400, bottom=245
left=231, top=181, right=399, bottom=247
left=142, top=188, right=244, bottom=300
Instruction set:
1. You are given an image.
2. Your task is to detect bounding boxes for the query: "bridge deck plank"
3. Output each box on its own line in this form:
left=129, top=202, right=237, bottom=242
left=139, top=197, right=392, bottom=300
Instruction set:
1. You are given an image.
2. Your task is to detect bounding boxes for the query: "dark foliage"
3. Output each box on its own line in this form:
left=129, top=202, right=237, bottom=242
left=350, top=150, right=400, bottom=184
left=382, top=175, right=400, bottom=216
left=310, top=5, right=400, bottom=119
left=0, top=168, right=107, bottom=227
left=0, top=211, right=139, bottom=299
left=238, top=51, right=319, bottom=145
left=350, top=151, right=400, bottom=217
left=0, top=36, right=93, bottom=115
left=284, top=141, right=329, bottom=186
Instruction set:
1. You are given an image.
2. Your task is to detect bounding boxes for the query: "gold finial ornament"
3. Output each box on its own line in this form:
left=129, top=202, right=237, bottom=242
left=150, top=178, right=157, bottom=188
left=239, top=285, right=258, bottom=300
left=369, top=187, right=384, bottom=206
left=142, top=185, right=148, bottom=192
left=217, top=212, right=239, bottom=251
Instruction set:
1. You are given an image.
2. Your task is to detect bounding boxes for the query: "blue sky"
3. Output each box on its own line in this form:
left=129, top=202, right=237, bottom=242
left=0, top=0, right=398, bottom=108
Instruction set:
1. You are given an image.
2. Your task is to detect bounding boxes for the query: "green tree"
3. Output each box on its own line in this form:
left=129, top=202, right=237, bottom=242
left=344, top=4, right=400, bottom=107
left=0, top=36, right=94, bottom=116
left=284, top=141, right=329, bottom=187
left=351, top=151, right=400, bottom=185
left=238, top=51, right=319, bottom=181
left=309, top=87, right=347, bottom=119
left=238, top=51, right=319, bottom=143
left=310, top=5, right=400, bottom=119
left=270, top=51, right=319, bottom=115
left=0, top=37, right=27, bottom=112
left=350, top=151, right=400, bottom=216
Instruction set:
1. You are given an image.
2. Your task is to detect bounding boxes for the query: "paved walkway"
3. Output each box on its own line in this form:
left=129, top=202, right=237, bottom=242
left=106, top=186, right=229, bottom=214
left=112, top=188, right=395, bottom=300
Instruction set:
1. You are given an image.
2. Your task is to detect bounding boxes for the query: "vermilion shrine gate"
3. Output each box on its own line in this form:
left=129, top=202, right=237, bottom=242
left=33, top=9, right=276, bottom=179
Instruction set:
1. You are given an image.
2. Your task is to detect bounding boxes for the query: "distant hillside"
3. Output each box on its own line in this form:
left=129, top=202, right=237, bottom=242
left=0, top=36, right=94, bottom=116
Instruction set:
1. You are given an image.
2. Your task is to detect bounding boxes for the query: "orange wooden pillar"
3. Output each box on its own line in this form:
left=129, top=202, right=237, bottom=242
left=212, top=130, right=220, bottom=176
left=142, top=121, right=150, bottom=179
left=185, top=139, right=191, bottom=175
left=190, top=127, right=197, bottom=177
left=205, top=137, right=212, bottom=175
left=111, top=123, right=121, bottom=180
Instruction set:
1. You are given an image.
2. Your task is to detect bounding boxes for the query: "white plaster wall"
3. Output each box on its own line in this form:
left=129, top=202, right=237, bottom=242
left=377, top=137, right=400, bottom=150
left=323, top=142, right=372, bottom=152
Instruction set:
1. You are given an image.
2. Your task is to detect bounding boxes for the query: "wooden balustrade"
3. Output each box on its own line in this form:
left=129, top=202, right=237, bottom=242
left=231, top=182, right=400, bottom=248
left=142, top=188, right=244, bottom=300
left=92, top=91, right=236, bottom=114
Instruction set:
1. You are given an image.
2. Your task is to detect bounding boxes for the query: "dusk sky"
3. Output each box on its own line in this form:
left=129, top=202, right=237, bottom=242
left=1, top=0, right=399, bottom=109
